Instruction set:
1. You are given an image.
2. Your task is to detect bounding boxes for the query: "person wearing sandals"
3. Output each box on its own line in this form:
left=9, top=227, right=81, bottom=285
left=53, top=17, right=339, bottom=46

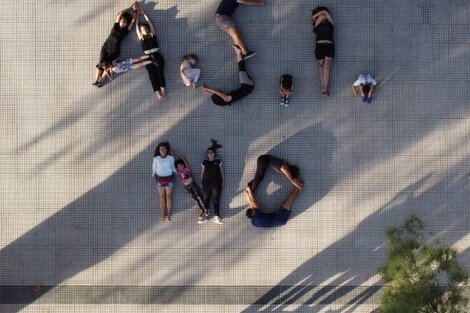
left=215, top=0, right=266, bottom=59
left=180, top=54, right=201, bottom=88
left=135, top=4, right=166, bottom=100
left=201, top=140, right=225, bottom=224
left=174, top=158, right=209, bottom=224
left=312, top=6, right=334, bottom=96
left=202, top=45, right=254, bottom=106
left=152, top=142, right=176, bottom=221
left=93, top=2, right=137, bottom=87
left=279, top=74, right=294, bottom=106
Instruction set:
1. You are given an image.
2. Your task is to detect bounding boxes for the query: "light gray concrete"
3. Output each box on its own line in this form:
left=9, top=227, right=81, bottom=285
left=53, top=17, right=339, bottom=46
left=1, top=0, right=470, bottom=312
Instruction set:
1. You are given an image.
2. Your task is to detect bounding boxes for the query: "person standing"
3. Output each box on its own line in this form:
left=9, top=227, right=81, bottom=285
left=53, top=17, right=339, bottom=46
left=135, top=5, right=167, bottom=100
left=201, top=140, right=225, bottom=224
left=215, top=0, right=266, bottom=59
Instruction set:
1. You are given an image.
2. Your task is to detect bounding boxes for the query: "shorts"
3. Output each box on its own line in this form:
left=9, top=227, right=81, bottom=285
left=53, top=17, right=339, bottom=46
left=114, top=59, right=133, bottom=73
left=315, top=42, right=335, bottom=60
left=272, top=207, right=291, bottom=227
left=215, top=14, right=235, bottom=32
left=156, top=175, right=174, bottom=188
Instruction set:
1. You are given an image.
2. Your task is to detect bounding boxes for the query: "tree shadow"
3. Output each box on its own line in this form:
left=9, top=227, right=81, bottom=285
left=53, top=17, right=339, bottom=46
left=241, top=164, right=470, bottom=312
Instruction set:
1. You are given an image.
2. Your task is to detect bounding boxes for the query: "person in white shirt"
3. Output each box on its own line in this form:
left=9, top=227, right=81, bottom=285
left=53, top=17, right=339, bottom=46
left=152, top=142, right=177, bottom=221
left=180, top=54, right=201, bottom=88
left=351, top=74, right=378, bottom=104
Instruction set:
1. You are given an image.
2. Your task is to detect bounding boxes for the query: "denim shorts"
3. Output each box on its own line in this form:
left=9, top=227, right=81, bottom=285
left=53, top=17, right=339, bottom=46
left=156, top=175, right=174, bottom=188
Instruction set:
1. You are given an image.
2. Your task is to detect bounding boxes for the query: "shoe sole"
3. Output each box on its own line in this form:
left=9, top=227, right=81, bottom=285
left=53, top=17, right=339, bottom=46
left=243, top=52, right=257, bottom=60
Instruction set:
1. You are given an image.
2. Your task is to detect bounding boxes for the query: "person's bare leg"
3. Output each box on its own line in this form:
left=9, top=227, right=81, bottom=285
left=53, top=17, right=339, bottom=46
left=233, top=44, right=243, bottom=62
left=157, top=188, right=167, bottom=221
left=227, top=27, right=248, bottom=55
left=322, top=57, right=333, bottom=94
left=282, top=188, right=300, bottom=211
left=132, top=60, right=152, bottom=70
left=245, top=187, right=259, bottom=208
left=165, top=186, right=173, bottom=221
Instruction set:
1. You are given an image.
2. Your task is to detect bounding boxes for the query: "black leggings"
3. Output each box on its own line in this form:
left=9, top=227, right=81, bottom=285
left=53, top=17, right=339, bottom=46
left=202, top=183, right=222, bottom=217
left=249, top=155, right=271, bottom=193
left=185, top=183, right=207, bottom=215
left=145, top=52, right=166, bottom=91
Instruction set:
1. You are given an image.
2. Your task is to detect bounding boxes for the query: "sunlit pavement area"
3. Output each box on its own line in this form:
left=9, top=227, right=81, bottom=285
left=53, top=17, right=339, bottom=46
left=1, top=1, right=470, bottom=312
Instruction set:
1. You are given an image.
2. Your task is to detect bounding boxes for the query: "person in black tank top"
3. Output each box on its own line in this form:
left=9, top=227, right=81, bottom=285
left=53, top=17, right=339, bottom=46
left=201, top=140, right=225, bottom=224
left=93, top=3, right=137, bottom=87
left=214, top=0, right=266, bottom=59
left=312, top=6, right=335, bottom=96
left=136, top=5, right=167, bottom=100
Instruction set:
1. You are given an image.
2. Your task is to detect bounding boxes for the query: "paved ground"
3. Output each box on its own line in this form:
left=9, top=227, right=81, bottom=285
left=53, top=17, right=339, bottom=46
left=1, top=0, right=470, bottom=312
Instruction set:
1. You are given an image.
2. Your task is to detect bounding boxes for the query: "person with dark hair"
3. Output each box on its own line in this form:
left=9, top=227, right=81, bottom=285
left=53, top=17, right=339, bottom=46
left=279, top=74, right=294, bottom=106
left=202, top=45, right=254, bottom=106
left=312, top=6, right=334, bottom=96
left=201, top=140, right=225, bottom=224
left=351, top=74, right=378, bottom=104
left=245, top=186, right=301, bottom=228
left=135, top=5, right=167, bottom=100
left=215, top=0, right=266, bottom=59
left=174, top=157, right=209, bottom=224
left=93, top=2, right=138, bottom=87
left=96, top=54, right=159, bottom=84
left=180, top=54, right=201, bottom=88
left=152, top=142, right=176, bottom=221
left=247, top=154, right=303, bottom=193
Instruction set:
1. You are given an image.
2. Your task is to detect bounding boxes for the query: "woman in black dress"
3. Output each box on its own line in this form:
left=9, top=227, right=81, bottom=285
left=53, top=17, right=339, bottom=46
left=135, top=5, right=166, bottom=100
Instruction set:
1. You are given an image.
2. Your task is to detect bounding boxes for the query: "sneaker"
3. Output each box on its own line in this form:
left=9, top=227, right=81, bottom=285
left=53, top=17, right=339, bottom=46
left=280, top=96, right=286, bottom=106
left=92, top=81, right=103, bottom=88
left=243, top=51, right=257, bottom=60
left=212, top=216, right=223, bottom=224
left=284, top=97, right=289, bottom=105
left=197, top=215, right=208, bottom=224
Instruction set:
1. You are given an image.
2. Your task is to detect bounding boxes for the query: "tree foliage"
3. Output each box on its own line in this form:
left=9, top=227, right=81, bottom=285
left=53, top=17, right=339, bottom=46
left=378, top=215, right=468, bottom=313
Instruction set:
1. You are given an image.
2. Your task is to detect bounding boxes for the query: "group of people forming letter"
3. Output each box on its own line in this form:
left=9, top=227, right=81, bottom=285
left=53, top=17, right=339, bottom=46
left=152, top=141, right=304, bottom=228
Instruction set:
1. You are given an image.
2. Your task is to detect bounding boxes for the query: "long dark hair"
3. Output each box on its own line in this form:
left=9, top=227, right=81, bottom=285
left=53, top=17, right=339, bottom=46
left=207, top=139, right=222, bottom=154
left=154, top=141, right=171, bottom=157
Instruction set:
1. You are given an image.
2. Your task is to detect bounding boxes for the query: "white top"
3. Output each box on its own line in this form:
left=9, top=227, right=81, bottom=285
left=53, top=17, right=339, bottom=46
left=152, top=155, right=176, bottom=177
left=180, top=60, right=201, bottom=87
left=353, top=74, right=377, bottom=86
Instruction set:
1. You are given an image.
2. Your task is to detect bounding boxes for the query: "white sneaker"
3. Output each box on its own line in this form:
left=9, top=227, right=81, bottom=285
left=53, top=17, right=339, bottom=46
left=197, top=214, right=208, bottom=224
left=212, top=216, right=223, bottom=224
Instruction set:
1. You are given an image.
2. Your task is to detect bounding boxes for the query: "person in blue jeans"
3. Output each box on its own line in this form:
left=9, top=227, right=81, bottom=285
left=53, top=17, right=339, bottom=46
left=245, top=186, right=301, bottom=228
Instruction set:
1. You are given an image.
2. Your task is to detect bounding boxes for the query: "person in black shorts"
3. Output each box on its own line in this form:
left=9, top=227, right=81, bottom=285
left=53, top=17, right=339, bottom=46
left=312, top=6, right=334, bottom=96
left=215, top=0, right=266, bottom=59
left=135, top=4, right=167, bottom=100
left=245, top=186, right=301, bottom=228
left=93, top=2, right=137, bottom=87
left=247, top=154, right=303, bottom=193
left=202, top=45, right=254, bottom=106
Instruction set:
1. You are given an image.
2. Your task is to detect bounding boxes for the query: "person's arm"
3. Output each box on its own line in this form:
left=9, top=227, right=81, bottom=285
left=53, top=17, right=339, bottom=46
left=321, top=10, right=334, bottom=25
left=280, top=165, right=303, bottom=190
left=135, top=10, right=143, bottom=40
left=351, top=84, right=359, bottom=96
left=140, top=8, right=157, bottom=34
left=127, top=10, right=137, bottom=31
left=202, top=85, right=232, bottom=102
left=219, top=163, right=225, bottom=186
left=237, top=0, right=266, bottom=5
left=200, top=164, right=205, bottom=183
left=369, top=84, right=377, bottom=97
left=115, top=3, right=136, bottom=23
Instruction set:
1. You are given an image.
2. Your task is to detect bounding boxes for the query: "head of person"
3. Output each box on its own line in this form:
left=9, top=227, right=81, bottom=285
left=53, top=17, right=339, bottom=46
left=281, top=74, right=293, bottom=90
left=361, top=84, right=371, bottom=94
left=312, top=6, right=329, bottom=17
left=207, top=139, right=222, bottom=160
left=246, top=208, right=254, bottom=219
left=154, top=141, right=171, bottom=158
left=175, top=159, right=186, bottom=170
left=119, top=13, right=132, bottom=28
left=182, top=54, right=199, bottom=65
left=139, top=23, right=151, bottom=35
left=211, top=95, right=228, bottom=106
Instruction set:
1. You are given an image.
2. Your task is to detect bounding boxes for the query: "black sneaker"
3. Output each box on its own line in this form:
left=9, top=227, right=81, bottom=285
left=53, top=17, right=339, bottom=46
left=243, top=51, right=257, bottom=60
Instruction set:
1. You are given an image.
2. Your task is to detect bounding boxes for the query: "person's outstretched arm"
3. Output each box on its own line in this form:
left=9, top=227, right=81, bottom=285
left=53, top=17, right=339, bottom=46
left=202, top=85, right=232, bottom=102
left=135, top=9, right=143, bottom=40
left=139, top=7, right=157, bottom=34
left=237, top=0, right=266, bottom=5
